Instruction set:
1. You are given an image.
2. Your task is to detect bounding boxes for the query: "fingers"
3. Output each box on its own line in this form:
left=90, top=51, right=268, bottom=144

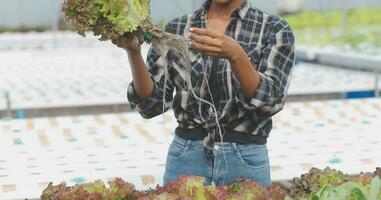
left=190, top=27, right=220, bottom=38
left=188, top=27, right=225, bottom=56
left=189, top=33, right=221, bottom=47
left=111, top=34, right=141, bottom=50
left=190, top=40, right=221, bottom=56
left=111, top=38, right=123, bottom=47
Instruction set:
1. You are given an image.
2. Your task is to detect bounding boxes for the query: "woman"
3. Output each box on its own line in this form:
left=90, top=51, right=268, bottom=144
left=113, top=0, right=295, bottom=187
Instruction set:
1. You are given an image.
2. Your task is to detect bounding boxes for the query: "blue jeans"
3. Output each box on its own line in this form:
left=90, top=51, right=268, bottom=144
left=163, top=135, right=271, bottom=187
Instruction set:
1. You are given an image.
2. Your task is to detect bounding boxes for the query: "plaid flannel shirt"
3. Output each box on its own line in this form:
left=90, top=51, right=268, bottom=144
left=127, top=0, right=295, bottom=141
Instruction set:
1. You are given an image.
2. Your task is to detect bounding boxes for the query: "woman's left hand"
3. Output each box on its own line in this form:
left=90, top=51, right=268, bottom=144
left=189, top=27, right=242, bottom=60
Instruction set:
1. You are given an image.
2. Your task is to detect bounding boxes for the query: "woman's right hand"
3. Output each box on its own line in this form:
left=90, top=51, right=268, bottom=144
left=111, top=34, right=143, bottom=54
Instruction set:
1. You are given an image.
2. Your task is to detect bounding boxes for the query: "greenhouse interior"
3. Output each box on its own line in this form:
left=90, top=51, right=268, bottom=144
left=0, top=0, right=381, bottom=199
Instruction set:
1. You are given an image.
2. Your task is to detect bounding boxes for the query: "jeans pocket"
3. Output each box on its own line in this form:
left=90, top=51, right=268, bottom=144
left=234, top=143, right=269, bottom=169
left=167, top=137, right=190, bottom=160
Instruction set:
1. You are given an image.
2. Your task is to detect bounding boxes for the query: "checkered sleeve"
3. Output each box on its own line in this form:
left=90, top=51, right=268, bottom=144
left=127, top=46, right=175, bottom=119
left=237, top=19, right=295, bottom=117
left=127, top=17, right=186, bottom=119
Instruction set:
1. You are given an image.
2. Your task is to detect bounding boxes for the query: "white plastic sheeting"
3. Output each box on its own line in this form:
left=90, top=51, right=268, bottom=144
left=0, top=97, right=380, bottom=199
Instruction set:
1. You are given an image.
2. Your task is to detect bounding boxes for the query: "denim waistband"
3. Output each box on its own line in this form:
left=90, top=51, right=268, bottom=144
left=172, top=134, right=266, bottom=153
left=175, top=126, right=267, bottom=145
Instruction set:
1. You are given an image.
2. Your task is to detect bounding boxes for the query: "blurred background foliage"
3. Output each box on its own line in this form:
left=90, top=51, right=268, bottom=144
left=283, top=8, right=381, bottom=49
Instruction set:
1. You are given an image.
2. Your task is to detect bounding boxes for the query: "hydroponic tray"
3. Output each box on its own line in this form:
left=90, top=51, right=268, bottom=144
left=288, top=62, right=380, bottom=95
left=0, top=31, right=100, bottom=50
left=1, top=98, right=380, bottom=199
left=1, top=51, right=379, bottom=111
left=0, top=44, right=150, bottom=111
left=296, top=45, right=381, bottom=70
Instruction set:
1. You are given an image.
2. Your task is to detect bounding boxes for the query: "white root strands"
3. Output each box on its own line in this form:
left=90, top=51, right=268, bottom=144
left=151, top=33, right=228, bottom=175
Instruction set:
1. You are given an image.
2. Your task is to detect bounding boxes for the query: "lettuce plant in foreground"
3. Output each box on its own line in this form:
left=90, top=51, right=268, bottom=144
left=289, top=168, right=381, bottom=200
left=309, top=177, right=381, bottom=200
left=41, top=176, right=288, bottom=200
left=41, top=168, right=381, bottom=199
left=291, top=167, right=345, bottom=198
left=41, top=178, right=143, bottom=200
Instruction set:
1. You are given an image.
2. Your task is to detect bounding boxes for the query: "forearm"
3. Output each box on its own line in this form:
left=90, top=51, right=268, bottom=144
left=188, top=27, right=261, bottom=99
left=127, top=51, right=154, bottom=101
left=228, top=46, right=261, bottom=99
left=189, top=24, right=294, bottom=114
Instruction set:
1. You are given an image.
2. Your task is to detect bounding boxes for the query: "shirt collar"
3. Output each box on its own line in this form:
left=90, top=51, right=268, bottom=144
left=194, top=0, right=250, bottom=21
